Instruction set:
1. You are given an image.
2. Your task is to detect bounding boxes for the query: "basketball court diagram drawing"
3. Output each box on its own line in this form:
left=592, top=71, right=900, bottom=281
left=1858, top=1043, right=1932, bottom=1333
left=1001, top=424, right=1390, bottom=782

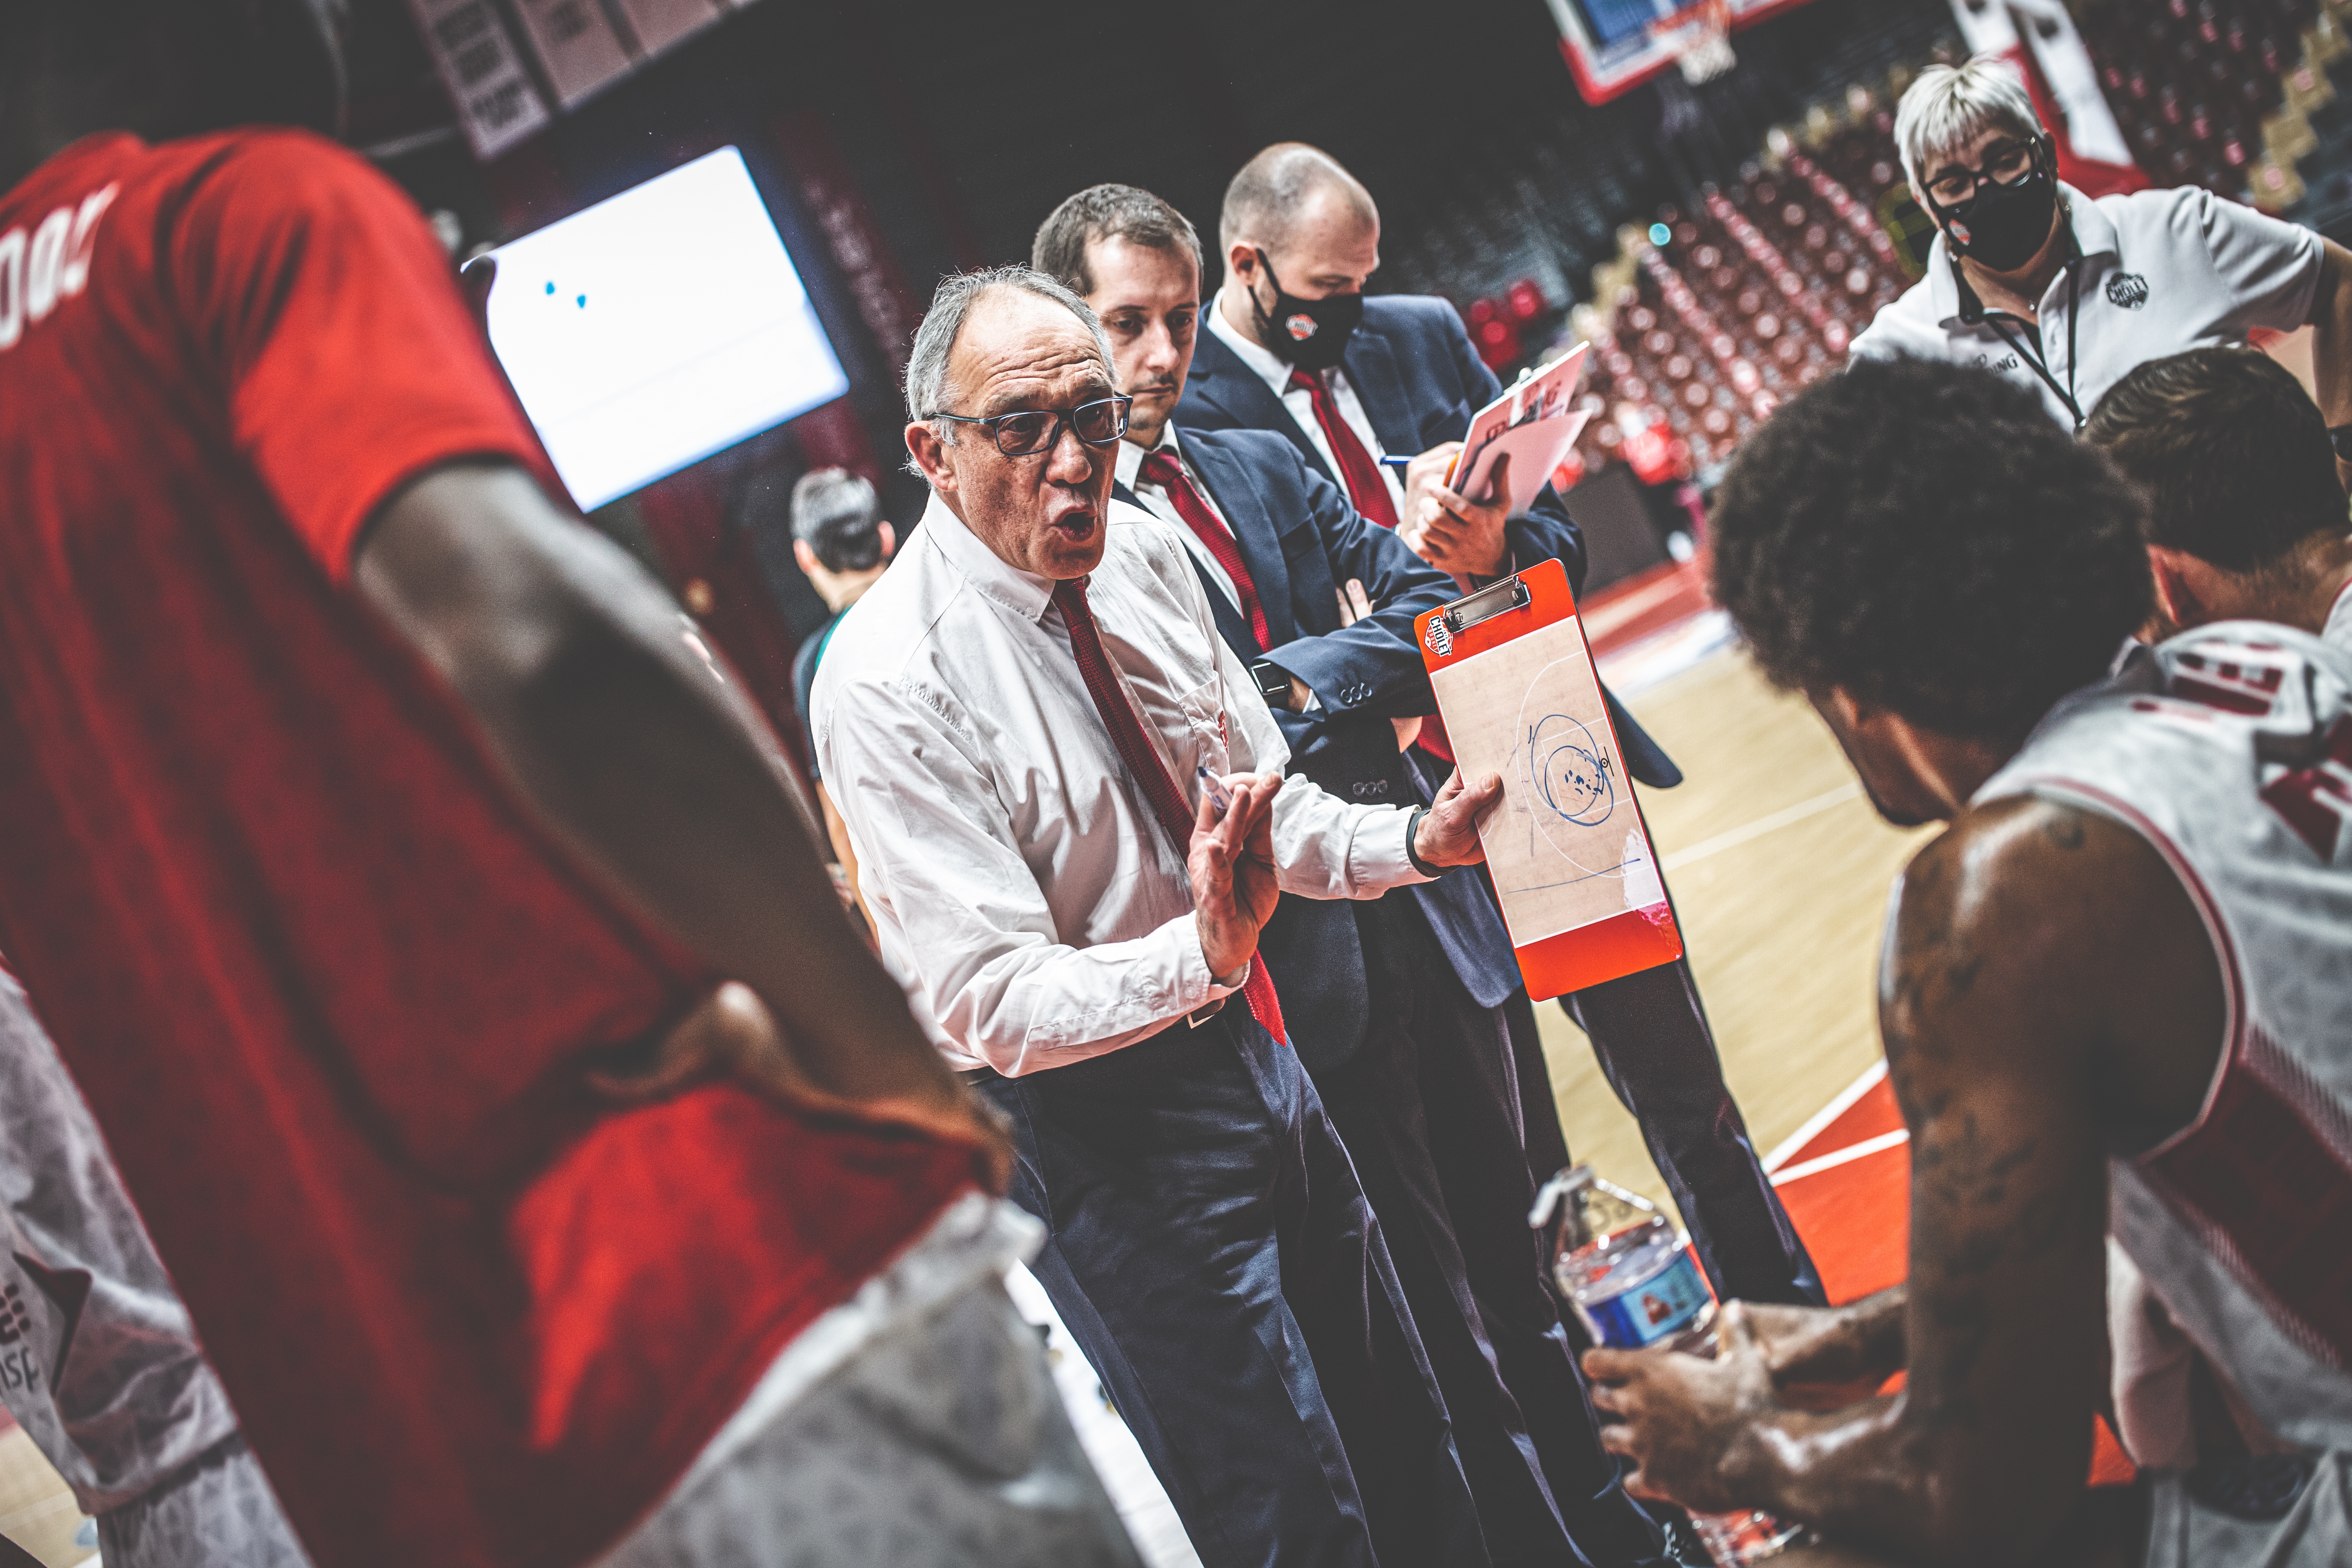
left=1527, top=711, right=1617, bottom=831
left=1430, top=623, right=1671, bottom=945
left=1508, top=657, right=1632, bottom=896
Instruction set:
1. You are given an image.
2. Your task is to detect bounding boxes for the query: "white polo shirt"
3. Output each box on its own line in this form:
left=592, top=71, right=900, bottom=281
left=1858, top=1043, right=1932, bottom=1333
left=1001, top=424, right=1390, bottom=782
left=1850, top=182, right=2324, bottom=428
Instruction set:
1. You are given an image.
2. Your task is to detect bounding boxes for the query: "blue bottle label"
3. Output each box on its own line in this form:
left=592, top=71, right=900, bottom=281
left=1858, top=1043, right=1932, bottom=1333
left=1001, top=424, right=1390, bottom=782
left=1579, top=1248, right=1712, bottom=1348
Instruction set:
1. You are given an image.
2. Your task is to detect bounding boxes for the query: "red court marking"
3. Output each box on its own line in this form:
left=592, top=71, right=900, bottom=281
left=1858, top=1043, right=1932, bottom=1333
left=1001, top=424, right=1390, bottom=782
left=1770, top=1087, right=2138, bottom=1487
left=1801, top=1075, right=1905, bottom=1158
left=1773, top=1136, right=1909, bottom=1307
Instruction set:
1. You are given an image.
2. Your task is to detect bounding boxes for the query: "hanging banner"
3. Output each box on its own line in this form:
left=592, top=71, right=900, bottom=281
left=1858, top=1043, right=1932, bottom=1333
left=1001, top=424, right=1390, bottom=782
left=771, top=111, right=922, bottom=371
left=1944, top=0, right=2145, bottom=196
left=404, top=0, right=552, bottom=159
left=612, top=0, right=726, bottom=56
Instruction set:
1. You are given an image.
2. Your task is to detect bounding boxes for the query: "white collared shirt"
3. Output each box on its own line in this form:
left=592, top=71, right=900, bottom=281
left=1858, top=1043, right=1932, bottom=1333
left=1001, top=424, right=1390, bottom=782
left=1116, top=425, right=1243, bottom=615
left=1209, top=293, right=1411, bottom=516
left=1851, top=183, right=2323, bottom=428
left=811, top=494, right=1427, bottom=1077
left=2326, top=577, right=2352, bottom=654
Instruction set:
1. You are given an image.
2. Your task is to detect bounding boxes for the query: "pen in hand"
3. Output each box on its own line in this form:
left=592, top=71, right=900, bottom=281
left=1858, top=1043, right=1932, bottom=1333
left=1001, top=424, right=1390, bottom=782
left=1197, top=766, right=1235, bottom=811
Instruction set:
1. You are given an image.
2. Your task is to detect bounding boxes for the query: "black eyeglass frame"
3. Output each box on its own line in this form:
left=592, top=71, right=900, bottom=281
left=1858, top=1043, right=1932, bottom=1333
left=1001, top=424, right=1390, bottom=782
left=1922, top=132, right=2048, bottom=207
left=925, top=396, right=1134, bottom=457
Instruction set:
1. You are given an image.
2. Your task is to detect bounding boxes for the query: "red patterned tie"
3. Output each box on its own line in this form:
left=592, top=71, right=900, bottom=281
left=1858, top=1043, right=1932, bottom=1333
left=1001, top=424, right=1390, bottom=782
left=1139, top=449, right=1271, bottom=655
left=1286, top=372, right=1457, bottom=761
left=1050, top=577, right=1287, bottom=1046
left=1289, top=368, right=1401, bottom=531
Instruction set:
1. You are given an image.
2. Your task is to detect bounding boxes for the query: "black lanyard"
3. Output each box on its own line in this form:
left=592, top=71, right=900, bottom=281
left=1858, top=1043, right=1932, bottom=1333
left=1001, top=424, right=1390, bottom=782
left=1955, top=245, right=2085, bottom=430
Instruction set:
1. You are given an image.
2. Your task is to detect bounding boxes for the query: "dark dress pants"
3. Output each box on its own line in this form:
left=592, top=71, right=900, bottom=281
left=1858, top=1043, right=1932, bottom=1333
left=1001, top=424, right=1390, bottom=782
left=976, top=1007, right=1488, bottom=1568
left=1506, top=956, right=1826, bottom=1310
left=1314, top=895, right=1671, bottom=1568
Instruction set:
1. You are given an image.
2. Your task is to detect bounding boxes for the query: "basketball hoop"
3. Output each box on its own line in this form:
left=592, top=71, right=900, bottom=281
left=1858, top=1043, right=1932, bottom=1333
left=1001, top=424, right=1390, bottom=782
left=1649, top=0, right=1736, bottom=85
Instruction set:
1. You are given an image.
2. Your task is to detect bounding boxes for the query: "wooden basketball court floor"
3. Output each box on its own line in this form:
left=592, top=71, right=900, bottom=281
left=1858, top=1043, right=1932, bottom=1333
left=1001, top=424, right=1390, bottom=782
left=1550, top=615, right=1935, bottom=1230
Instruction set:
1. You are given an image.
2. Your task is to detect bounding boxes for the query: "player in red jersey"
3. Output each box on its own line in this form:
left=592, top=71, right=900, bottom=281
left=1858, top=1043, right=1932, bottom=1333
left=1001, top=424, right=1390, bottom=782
left=0, top=4, right=1136, bottom=1566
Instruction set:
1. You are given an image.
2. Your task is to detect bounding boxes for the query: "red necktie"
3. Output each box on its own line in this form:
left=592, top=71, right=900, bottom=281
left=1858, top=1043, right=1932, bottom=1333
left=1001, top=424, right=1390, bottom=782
left=1287, top=371, right=1457, bottom=762
left=1051, top=577, right=1287, bottom=1046
left=1289, top=368, right=1401, bottom=531
left=1140, top=449, right=1272, bottom=655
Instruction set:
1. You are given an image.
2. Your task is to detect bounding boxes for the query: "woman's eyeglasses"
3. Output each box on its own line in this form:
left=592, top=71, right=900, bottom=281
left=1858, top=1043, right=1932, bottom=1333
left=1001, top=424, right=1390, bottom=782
left=1924, top=137, right=2040, bottom=206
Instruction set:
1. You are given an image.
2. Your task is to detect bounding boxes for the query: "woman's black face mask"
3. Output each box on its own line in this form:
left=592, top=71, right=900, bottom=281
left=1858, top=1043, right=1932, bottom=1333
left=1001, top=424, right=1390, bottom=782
left=1246, top=251, right=1363, bottom=373
left=1925, top=137, right=2060, bottom=275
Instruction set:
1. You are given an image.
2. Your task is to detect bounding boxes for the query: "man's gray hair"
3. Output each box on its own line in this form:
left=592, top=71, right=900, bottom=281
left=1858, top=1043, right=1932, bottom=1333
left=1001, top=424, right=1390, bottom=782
left=1894, top=56, right=2044, bottom=195
left=1219, top=142, right=1377, bottom=259
left=902, top=266, right=1114, bottom=470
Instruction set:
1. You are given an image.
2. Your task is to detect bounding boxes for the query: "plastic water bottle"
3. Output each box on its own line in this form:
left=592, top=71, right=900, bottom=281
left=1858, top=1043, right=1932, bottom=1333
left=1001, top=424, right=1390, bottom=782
left=1531, top=1166, right=1810, bottom=1567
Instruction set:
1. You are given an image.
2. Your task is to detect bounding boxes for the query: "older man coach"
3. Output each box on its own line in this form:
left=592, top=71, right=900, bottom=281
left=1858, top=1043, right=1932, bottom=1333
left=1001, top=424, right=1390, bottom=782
left=814, top=267, right=1509, bottom=1568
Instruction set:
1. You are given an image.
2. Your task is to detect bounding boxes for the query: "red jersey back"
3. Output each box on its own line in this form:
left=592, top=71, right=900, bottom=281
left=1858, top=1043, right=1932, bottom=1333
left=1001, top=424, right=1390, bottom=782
left=0, top=131, right=970, bottom=1567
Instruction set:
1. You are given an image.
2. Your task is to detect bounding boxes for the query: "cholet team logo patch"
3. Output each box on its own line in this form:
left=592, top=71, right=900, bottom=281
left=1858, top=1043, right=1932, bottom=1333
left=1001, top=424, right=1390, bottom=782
left=1285, top=312, right=1321, bottom=342
left=2107, top=272, right=2150, bottom=310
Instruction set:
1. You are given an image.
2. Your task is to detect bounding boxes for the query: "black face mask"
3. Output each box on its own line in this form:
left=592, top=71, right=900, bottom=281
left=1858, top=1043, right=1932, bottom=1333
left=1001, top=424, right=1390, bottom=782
left=1927, top=143, right=2060, bottom=275
left=1246, top=250, right=1363, bottom=372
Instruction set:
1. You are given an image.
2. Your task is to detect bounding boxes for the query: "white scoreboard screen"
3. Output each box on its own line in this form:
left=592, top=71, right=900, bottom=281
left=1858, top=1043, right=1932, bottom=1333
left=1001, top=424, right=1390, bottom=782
left=486, top=145, right=850, bottom=512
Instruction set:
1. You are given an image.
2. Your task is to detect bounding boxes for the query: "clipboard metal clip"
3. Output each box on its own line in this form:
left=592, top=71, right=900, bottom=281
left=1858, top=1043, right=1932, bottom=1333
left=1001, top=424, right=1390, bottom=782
left=1432, top=575, right=1531, bottom=654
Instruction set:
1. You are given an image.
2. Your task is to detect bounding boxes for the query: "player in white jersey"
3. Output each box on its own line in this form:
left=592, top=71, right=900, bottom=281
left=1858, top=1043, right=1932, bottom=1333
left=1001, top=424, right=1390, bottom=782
left=1579, top=356, right=2352, bottom=1567
left=2081, top=346, right=2352, bottom=656
left=0, top=969, right=310, bottom=1566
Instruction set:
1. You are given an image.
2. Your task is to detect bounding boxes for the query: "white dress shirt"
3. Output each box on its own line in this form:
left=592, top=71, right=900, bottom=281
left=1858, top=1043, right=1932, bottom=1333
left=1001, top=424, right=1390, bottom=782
left=1208, top=294, right=1411, bottom=517
left=2327, top=579, right=2352, bottom=655
left=1116, top=426, right=1243, bottom=615
left=812, top=493, right=1428, bottom=1077
left=1851, top=183, right=2323, bottom=428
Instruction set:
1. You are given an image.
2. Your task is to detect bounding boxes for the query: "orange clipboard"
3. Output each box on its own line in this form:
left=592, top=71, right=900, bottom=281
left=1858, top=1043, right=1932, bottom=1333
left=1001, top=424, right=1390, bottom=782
left=1415, top=557, right=1683, bottom=1000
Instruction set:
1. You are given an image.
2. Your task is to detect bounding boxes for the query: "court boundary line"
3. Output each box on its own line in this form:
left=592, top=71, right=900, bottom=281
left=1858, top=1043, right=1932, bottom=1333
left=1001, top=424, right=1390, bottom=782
left=1761, top=1058, right=1889, bottom=1173
left=1660, top=782, right=1862, bottom=871
left=1769, top=1127, right=1910, bottom=1186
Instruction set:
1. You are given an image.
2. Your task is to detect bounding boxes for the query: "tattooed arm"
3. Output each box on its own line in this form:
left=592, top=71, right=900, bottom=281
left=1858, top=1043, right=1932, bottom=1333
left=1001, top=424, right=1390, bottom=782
left=1586, top=796, right=2223, bottom=1564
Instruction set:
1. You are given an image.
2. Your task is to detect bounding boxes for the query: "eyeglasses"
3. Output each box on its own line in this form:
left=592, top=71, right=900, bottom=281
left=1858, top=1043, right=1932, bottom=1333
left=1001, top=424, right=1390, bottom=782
left=1923, top=137, right=2041, bottom=205
left=927, top=396, right=1133, bottom=457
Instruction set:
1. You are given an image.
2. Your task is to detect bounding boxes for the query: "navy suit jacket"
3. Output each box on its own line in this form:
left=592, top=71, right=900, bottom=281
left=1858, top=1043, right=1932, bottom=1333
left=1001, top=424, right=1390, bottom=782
left=1178, top=295, right=1681, bottom=789
left=1120, top=425, right=1523, bottom=1069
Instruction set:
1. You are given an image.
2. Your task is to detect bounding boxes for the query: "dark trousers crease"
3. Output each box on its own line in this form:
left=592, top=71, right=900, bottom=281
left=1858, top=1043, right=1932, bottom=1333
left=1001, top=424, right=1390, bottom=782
left=1314, top=894, right=1675, bottom=1567
left=978, top=1011, right=1488, bottom=1568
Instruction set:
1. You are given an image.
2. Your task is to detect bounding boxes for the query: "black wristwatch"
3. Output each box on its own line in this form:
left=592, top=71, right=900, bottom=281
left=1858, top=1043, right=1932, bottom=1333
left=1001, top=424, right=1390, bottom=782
left=1249, top=659, right=1293, bottom=709
left=2330, top=425, right=2352, bottom=464
left=1405, top=806, right=1442, bottom=878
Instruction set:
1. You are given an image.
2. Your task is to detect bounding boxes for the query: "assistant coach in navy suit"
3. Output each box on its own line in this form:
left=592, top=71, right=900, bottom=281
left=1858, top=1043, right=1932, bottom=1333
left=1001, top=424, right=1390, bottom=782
left=1040, top=184, right=1679, bottom=1568
left=1178, top=145, right=1825, bottom=1321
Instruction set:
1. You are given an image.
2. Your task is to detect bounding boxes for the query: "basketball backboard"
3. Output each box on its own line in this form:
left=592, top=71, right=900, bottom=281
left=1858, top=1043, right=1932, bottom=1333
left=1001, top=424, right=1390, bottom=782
left=1543, top=0, right=1821, bottom=103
